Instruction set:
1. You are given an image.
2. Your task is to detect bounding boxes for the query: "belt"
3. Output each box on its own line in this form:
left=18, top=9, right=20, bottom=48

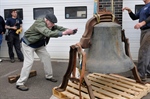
left=141, top=27, right=150, bottom=30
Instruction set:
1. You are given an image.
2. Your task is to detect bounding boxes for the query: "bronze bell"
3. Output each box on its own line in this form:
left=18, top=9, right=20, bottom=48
left=55, top=13, right=143, bottom=99
left=85, top=22, right=134, bottom=74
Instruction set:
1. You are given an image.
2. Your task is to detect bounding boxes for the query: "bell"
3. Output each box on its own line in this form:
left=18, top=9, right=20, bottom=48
left=85, top=22, right=134, bottom=74
left=55, top=16, right=143, bottom=99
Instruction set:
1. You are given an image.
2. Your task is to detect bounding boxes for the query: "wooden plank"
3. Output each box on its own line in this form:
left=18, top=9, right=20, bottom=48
left=62, top=91, right=79, bottom=99
left=66, top=86, right=90, bottom=99
left=8, top=70, right=37, bottom=83
left=87, top=75, right=138, bottom=95
left=88, top=80, right=134, bottom=99
left=68, top=81, right=111, bottom=99
left=95, top=73, right=147, bottom=89
left=92, top=73, right=149, bottom=97
left=53, top=73, right=150, bottom=99
left=53, top=87, right=79, bottom=99
left=109, top=74, right=136, bottom=82
left=88, top=73, right=148, bottom=98
left=89, top=74, right=147, bottom=92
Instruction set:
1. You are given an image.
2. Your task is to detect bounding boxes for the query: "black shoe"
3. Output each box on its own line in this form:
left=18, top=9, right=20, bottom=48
left=141, top=77, right=147, bottom=82
left=46, top=77, right=57, bottom=82
left=16, top=85, right=29, bottom=91
left=10, top=59, right=15, bottom=63
left=19, top=59, right=24, bottom=62
left=147, top=75, right=150, bottom=78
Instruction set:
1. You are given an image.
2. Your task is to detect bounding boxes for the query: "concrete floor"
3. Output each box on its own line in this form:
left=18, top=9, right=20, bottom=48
left=0, top=60, right=150, bottom=99
left=0, top=60, right=68, bottom=99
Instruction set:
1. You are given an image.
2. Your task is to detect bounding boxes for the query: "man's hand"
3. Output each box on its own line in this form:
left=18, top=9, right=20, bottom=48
left=122, top=7, right=132, bottom=13
left=134, top=21, right=146, bottom=29
left=62, top=28, right=78, bottom=35
left=12, top=26, right=18, bottom=30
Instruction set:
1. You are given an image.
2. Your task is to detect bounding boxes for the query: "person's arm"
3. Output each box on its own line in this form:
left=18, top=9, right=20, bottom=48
left=34, top=20, right=77, bottom=37
left=62, top=28, right=77, bottom=35
left=5, top=19, right=17, bottom=30
left=134, top=16, right=150, bottom=29
left=134, top=6, right=150, bottom=29
left=19, top=19, right=23, bottom=30
left=5, top=18, right=19, bottom=30
left=122, top=7, right=139, bottom=20
left=53, top=25, right=67, bottom=31
left=145, top=16, right=150, bottom=24
left=129, top=12, right=139, bottom=20
left=5, top=25, right=18, bottom=30
left=35, top=24, right=64, bottom=37
left=53, top=25, right=78, bottom=35
left=1, top=16, right=6, bottom=34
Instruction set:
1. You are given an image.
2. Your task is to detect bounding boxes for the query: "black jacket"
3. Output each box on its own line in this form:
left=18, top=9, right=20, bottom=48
left=0, top=16, right=6, bottom=34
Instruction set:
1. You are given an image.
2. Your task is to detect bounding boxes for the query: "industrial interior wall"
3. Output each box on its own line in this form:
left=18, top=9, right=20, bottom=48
left=122, top=0, right=144, bottom=60
left=0, top=0, right=94, bottom=59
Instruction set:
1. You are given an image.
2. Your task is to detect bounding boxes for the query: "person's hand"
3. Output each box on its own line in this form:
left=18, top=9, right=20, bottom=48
left=134, top=21, right=146, bottom=29
left=122, top=7, right=131, bottom=13
left=62, top=28, right=78, bottom=35
left=11, top=26, right=18, bottom=30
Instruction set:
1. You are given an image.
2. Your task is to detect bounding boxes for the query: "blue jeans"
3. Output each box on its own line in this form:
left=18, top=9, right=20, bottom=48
left=0, top=34, right=3, bottom=46
left=0, top=34, right=2, bottom=59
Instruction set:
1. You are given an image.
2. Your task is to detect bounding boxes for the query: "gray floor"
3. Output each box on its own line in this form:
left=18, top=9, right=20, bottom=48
left=0, top=60, right=150, bottom=99
left=0, top=60, right=68, bottom=99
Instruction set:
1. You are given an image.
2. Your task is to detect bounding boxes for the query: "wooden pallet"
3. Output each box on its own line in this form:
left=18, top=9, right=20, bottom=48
left=53, top=73, right=150, bottom=99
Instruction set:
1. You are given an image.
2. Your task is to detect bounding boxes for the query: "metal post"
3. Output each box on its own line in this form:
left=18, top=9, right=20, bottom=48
left=111, top=0, right=114, bottom=13
left=94, top=0, right=99, bottom=14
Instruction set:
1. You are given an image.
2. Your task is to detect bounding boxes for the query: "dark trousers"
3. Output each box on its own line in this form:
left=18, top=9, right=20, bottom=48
left=137, top=29, right=150, bottom=78
left=7, top=33, right=24, bottom=60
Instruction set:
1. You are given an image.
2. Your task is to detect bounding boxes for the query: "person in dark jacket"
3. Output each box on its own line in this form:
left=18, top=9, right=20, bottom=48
left=0, top=15, right=6, bottom=62
left=5, top=9, right=24, bottom=63
left=122, top=0, right=150, bottom=81
left=16, top=13, right=77, bottom=91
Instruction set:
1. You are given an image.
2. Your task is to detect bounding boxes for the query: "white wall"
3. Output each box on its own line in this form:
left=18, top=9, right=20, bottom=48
left=122, top=0, right=144, bottom=60
left=0, top=0, right=94, bottom=59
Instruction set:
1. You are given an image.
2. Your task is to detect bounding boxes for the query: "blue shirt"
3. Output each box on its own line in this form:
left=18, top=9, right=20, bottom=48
left=22, top=37, right=49, bottom=48
left=5, top=17, right=22, bottom=34
left=135, top=3, right=150, bottom=29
